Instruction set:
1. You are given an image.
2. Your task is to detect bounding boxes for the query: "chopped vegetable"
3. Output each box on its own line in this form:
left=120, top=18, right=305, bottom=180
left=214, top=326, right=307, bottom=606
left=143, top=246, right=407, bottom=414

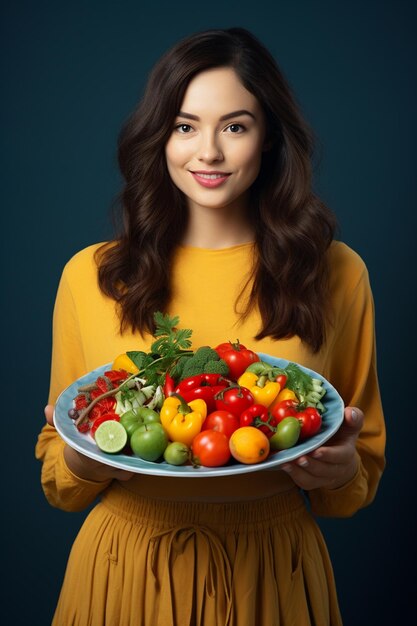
left=283, top=363, right=326, bottom=412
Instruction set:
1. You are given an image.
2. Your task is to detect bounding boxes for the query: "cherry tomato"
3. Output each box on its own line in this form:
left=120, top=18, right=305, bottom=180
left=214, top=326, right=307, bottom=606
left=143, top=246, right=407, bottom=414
left=275, top=374, right=287, bottom=388
left=202, top=410, right=240, bottom=439
left=269, top=417, right=301, bottom=450
left=214, top=385, right=254, bottom=417
left=239, top=404, right=277, bottom=438
left=270, top=399, right=299, bottom=423
left=191, top=430, right=231, bottom=467
left=297, top=407, right=322, bottom=440
left=214, top=341, right=260, bottom=381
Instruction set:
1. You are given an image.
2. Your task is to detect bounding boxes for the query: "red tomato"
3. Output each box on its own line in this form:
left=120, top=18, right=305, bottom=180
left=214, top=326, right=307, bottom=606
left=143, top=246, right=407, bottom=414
left=95, top=375, right=111, bottom=393
left=91, top=412, right=120, bottom=437
left=214, top=386, right=254, bottom=417
left=239, top=404, right=278, bottom=439
left=191, top=430, right=231, bottom=467
left=89, top=396, right=117, bottom=421
left=270, top=399, right=299, bottom=423
left=104, top=369, right=130, bottom=385
left=214, top=341, right=260, bottom=381
left=297, top=407, right=322, bottom=440
left=202, top=410, right=240, bottom=439
left=275, top=374, right=288, bottom=388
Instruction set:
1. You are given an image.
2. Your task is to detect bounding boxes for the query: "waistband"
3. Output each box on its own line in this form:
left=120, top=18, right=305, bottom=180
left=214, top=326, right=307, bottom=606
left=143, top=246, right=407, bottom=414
left=101, top=482, right=307, bottom=530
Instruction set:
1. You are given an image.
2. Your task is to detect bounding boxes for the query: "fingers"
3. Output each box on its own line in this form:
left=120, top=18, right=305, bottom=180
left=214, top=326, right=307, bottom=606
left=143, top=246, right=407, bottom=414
left=342, top=406, right=364, bottom=434
left=281, top=454, right=358, bottom=490
left=280, top=405, right=363, bottom=490
left=44, top=404, right=55, bottom=426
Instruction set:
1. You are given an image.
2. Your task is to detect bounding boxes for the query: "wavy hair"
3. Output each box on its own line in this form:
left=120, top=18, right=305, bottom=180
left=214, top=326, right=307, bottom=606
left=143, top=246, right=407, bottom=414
left=96, top=27, right=337, bottom=352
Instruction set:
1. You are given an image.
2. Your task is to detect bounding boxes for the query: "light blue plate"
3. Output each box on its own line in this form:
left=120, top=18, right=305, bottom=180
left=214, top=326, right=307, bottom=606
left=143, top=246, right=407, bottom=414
left=54, top=353, right=344, bottom=477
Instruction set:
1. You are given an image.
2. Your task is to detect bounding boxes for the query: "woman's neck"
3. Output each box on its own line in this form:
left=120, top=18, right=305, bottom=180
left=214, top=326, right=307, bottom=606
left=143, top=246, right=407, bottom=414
left=181, top=201, right=255, bottom=249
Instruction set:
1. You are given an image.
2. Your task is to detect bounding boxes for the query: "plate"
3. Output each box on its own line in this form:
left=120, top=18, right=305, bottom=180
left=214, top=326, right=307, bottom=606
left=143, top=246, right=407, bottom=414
left=53, top=353, right=344, bottom=477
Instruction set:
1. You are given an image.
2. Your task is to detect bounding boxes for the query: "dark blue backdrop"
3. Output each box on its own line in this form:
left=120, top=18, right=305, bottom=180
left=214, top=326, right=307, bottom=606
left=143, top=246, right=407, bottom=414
left=2, top=1, right=416, bottom=624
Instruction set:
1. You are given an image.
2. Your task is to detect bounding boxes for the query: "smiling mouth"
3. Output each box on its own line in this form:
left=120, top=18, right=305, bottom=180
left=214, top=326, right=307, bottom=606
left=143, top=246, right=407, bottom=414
left=190, top=171, right=231, bottom=188
left=191, top=171, right=231, bottom=179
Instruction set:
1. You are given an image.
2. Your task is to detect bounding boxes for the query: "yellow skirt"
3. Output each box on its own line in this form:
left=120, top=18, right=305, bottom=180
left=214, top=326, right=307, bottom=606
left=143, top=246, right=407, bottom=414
left=52, top=483, right=342, bottom=626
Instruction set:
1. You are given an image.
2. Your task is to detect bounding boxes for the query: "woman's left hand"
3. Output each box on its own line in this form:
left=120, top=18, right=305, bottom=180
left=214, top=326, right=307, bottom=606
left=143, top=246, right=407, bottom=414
left=281, top=407, right=363, bottom=491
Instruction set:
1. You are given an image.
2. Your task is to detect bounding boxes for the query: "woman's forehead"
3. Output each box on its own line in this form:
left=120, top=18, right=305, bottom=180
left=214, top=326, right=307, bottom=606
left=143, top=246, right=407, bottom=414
left=178, top=67, right=261, bottom=118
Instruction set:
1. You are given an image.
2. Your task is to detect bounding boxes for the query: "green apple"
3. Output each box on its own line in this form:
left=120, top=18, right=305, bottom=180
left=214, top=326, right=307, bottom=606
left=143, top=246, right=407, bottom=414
left=120, top=409, right=144, bottom=438
left=136, top=407, right=161, bottom=424
left=130, top=422, right=168, bottom=462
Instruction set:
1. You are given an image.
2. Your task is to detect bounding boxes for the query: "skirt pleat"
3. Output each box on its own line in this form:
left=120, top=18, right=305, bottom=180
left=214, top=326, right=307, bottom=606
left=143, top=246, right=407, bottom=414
left=52, top=483, right=342, bottom=626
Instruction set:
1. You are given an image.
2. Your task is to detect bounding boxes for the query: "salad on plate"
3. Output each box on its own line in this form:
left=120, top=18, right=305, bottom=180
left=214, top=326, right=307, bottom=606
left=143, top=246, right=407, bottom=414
left=54, top=313, right=344, bottom=476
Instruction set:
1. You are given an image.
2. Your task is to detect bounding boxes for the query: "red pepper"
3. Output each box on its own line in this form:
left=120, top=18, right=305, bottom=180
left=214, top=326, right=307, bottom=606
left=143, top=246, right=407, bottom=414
left=163, top=372, right=176, bottom=398
left=239, top=403, right=278, bottom=438
left=174, top=374, right=229, bottom=413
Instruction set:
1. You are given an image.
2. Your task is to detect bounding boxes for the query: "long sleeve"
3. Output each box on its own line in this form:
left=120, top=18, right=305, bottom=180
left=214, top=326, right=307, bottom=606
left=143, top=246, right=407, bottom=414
left=35, top=266, right=111, bottom=511
left=308, top=257, right=386, bottom=517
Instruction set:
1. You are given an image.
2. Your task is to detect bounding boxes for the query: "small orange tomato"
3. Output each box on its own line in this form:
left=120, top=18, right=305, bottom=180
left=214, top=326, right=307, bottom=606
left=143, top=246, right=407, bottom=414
left=229, top=426, right=270, bottom=464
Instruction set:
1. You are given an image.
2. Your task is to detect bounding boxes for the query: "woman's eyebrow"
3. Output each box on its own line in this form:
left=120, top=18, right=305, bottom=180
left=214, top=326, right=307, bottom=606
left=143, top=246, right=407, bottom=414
left=177, top=109, right=256, bottom=121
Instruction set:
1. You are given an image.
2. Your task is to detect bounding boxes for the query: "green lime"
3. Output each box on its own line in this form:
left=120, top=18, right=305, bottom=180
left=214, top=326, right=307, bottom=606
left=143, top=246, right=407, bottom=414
left=95, top=420, right=128, bottom=454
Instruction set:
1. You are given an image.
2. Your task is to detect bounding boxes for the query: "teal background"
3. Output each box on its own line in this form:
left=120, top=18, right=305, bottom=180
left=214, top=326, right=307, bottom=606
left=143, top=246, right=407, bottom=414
left=2, top=1, right=416, bottom=624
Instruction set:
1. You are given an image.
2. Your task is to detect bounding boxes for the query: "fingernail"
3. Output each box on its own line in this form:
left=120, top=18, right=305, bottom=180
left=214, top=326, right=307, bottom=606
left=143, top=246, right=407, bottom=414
left=297, top=458, right=309, bottom=467
left=312, top=450, right=322, bottom=459
left=282, top=464, right=292, bottom=473
left=351, top=409, right=358, bottom=422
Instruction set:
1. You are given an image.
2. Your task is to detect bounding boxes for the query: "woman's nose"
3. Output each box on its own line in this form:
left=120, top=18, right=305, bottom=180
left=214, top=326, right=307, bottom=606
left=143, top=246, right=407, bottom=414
left=198, top=132, right=224, bottom=163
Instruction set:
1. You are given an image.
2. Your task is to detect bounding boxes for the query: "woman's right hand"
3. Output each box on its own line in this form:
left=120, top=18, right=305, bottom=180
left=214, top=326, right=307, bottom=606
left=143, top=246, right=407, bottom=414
left=44, top=405, right=134, bottom=483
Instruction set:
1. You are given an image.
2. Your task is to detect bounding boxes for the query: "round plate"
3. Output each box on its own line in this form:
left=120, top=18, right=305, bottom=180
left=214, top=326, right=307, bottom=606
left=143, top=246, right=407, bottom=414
left=54, top=353, right=344, bottom=477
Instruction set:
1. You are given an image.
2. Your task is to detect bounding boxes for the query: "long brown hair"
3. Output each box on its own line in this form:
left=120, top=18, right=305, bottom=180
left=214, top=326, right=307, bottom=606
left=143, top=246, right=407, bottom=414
left=96, top=27, right=337, bottom=352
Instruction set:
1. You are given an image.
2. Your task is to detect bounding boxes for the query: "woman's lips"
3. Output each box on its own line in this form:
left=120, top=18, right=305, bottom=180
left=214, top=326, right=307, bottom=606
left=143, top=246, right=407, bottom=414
left=190, top=171, right=231, bottom=188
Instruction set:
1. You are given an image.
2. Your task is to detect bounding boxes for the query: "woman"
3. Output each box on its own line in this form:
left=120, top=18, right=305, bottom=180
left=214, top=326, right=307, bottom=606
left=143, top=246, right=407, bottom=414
left=36, top=27, right=385, bottom=625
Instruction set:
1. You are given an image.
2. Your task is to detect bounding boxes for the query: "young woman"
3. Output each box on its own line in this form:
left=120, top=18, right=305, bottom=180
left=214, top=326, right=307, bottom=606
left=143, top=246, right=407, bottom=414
left=36, top=27, right=385, bottom=625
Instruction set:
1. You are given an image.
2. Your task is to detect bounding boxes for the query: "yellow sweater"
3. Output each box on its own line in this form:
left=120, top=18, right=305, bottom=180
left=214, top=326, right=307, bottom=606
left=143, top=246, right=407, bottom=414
left=36, top=241, right=385, bottom=517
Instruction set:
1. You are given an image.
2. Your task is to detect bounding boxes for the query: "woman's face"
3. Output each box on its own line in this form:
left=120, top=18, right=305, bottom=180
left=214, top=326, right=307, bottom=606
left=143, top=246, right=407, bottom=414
left=165, top=67, right=266, bottom=214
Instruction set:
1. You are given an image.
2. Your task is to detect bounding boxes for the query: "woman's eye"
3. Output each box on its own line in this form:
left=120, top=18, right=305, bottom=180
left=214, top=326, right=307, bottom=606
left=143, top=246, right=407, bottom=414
left=175, top=123, right=193, bottom=134
left=226, top=124, right=245, bottom=133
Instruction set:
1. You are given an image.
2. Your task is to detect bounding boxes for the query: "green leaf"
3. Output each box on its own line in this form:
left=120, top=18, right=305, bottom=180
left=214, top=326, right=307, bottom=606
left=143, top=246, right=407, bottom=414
left=123, top=312, right=195, bottom=386
left=284, top=363, right=311, bottom=397
left=126, top=351, right=153, bottom=370
left=153, top=312, right=179, bottom=336
left=172, top=328, right=193, bottom=350
left=150, top=336, right=175, bottom=357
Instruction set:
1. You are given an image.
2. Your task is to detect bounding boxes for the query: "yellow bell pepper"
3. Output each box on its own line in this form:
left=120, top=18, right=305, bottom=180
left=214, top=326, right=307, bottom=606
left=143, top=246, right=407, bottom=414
left=159, top=394, right=207, bottom=446
left=237, top=371, right=281, bottom=408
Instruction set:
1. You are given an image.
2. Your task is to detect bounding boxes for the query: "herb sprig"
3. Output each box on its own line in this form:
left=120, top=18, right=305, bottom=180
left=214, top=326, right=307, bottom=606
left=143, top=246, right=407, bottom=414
left=126, top=312, right=194, bottom=386
left=74, top=313, right=194, bottom=428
